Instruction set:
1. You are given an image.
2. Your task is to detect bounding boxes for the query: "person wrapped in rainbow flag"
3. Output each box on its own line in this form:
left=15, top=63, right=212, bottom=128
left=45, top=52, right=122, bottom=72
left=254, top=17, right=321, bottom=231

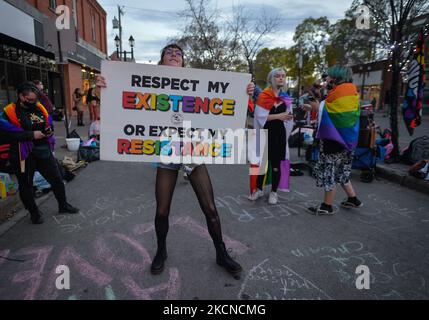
left=307, top=65, right=363, bottom=215
left=248, top=68, right=294, bottom=205
left=0, top=82, right=79, bottom=224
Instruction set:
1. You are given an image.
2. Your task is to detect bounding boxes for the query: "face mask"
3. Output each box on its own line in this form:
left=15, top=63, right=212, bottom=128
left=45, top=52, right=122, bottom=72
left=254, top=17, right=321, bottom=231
left=327, top=82, right=335, bottom=91
left=24, top=101, right=38, bottom=109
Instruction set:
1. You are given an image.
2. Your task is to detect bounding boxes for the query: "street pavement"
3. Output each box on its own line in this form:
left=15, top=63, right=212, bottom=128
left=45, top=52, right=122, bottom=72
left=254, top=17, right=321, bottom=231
left=0, top=157, right=428, bottom=300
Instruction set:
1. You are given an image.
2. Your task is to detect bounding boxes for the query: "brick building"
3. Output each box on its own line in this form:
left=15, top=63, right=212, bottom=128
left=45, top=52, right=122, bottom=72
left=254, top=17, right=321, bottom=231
left=26, top=0, right=108, bottom=113
left=0, top=0, right=107, bottom=114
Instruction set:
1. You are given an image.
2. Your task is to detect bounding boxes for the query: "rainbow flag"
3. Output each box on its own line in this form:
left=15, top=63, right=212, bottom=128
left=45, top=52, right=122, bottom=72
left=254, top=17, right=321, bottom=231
left=317, top=83, right=360, bottom=152
left=249, top=88, right=292, bottom=193
left=403, top=29, right=426, bottom=136
left=0, top=103, right=55, bottom=164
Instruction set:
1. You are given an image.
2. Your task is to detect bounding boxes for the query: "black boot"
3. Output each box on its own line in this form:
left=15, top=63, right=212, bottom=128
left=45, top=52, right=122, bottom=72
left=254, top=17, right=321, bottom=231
left=151, top=242, right=167, bottom=275
left=30, top=209, right=44, bottom=225
left=59, top=202, right=79, bottom=214
left=215, top=242, right=242, bottom=275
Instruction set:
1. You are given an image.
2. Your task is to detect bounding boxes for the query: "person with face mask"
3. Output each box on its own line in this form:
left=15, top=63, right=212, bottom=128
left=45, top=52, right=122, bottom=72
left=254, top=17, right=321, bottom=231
left=0, top=82, right=79, bottom=224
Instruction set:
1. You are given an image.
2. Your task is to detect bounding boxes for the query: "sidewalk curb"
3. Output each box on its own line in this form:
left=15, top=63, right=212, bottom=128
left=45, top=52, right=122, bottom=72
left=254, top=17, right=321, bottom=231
left=0, top=193, right=53, bottom=238
left=375, top=164, right=429, bottom=196
left=292, top=160, right=429, bottom=196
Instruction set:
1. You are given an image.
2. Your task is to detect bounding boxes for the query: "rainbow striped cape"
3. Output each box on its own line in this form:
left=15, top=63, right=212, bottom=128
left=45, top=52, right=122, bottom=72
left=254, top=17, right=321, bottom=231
left=249, top=88, right=293, bottom=193
left=317, top=83, right=360, bottom=152
left=0, top=103, right=54, bottom=164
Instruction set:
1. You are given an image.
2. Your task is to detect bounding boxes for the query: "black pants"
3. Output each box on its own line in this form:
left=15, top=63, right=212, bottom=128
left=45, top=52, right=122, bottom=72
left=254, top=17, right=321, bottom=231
left=16, top=152, right=67, bottom=213
left=256, top=159, right=281, bottom=192
left=77, top=111, right=84, bottom=125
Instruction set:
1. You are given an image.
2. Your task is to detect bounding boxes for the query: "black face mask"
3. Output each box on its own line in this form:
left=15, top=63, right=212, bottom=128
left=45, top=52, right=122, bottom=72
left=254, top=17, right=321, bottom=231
left=22, top=99, right=38, bottom=109
left=327, top=82, right=335, bottom=91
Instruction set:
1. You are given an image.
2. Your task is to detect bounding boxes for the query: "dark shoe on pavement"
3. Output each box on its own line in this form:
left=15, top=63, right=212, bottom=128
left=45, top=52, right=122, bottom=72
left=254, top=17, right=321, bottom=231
left=30, top=209, right=45, bottom=224
left=151, top=246, right=167, bottom=275
left=290, top=168, right=304, bottom=176
left=307, top=203, right=334, bottom=215
left=341, top=197, right=363, bottom=208
left=216, top=242, right=242, bottom=276
left=59, top=202, right=79, bottom=214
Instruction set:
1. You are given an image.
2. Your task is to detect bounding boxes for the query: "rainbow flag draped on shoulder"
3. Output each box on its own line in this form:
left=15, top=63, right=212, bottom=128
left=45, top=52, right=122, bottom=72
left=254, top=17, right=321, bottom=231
left=249, top=88, right=293, bottom=193
left=0, top=103, right=54, bottom=170
left=317, top=83, right=360, bottom=152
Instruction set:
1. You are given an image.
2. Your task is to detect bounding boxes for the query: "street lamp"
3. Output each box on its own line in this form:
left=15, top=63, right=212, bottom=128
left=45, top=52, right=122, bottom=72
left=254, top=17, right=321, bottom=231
left=359, top=65, right=372, bottom=100
left=114, top=34, right=135, bottom=62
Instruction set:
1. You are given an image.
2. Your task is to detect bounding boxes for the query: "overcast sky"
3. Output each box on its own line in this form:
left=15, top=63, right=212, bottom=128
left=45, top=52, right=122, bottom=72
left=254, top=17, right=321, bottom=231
left=98, top=0, right=354, bottom=63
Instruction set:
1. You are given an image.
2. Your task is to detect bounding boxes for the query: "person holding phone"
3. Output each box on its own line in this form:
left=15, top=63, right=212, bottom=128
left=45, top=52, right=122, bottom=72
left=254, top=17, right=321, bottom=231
left=249, top=67, right=294, bottom=205
left=0, top=82, right=79, bottom=224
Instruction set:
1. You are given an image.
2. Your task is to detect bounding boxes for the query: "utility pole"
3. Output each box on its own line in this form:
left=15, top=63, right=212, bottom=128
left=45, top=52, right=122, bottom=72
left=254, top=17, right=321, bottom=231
left=296, top=45, right=303, bottom=99
left=57, top=31, right=69, bottom=137
left=118, top=5, right=123, bottom=59
left=113, top=6, right=124, bottom=60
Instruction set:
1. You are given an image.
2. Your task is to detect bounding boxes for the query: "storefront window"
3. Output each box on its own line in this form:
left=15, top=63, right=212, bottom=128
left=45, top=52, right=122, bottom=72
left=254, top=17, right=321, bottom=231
left=24, top=51, right=40, bottom=67
left=6, top=62, right=25, bottom=102
left=0, top=45, right=6, bottom=60
left=41, top=70, right=49, bottom=95
left=26, top=66, right=41, bottom=83
left=0, top=61, right=8, bottom=106
left=0, top=43, right=60, bottom=107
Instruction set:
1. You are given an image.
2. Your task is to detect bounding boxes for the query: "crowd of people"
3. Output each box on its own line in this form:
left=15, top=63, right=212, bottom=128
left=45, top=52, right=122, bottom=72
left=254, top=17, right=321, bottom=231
left=0, top=42, right=363, bottom=278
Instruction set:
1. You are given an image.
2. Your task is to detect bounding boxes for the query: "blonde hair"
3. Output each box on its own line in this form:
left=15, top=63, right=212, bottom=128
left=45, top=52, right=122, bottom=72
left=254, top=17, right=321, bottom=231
left=267, top=68, right=287, bottom=92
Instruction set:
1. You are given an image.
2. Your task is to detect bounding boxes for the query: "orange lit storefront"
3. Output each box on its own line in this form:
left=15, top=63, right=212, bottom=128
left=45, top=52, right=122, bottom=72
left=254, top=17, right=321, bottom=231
left=63, top=60, right=99, bottom=114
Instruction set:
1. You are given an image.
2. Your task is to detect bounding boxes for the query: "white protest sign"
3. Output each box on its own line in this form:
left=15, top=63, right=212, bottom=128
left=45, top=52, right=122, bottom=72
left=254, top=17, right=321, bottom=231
left=100, top=60, right=252, bottom=164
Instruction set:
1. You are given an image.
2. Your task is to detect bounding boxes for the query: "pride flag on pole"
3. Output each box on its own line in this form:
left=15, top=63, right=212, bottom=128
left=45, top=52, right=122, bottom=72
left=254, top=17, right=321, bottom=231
left=403, top=29, right=426, bottom=136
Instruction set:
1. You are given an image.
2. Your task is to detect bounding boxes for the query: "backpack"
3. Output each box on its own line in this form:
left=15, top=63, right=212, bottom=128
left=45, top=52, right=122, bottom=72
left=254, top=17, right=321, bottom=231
left=401, top=136, right=429, bottom=165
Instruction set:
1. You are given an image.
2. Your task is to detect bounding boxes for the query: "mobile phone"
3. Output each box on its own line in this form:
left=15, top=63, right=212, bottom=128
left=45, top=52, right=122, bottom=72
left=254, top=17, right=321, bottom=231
left=43, top=126, right=52, bottom=135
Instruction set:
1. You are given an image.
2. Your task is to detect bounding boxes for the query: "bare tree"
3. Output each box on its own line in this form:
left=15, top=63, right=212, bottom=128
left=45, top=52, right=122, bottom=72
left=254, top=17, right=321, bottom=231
left=355, top=0, right=429, bottom=160
left=229, top=5, right=281, bottom=75
left=173, top=0, right=280, bottom=73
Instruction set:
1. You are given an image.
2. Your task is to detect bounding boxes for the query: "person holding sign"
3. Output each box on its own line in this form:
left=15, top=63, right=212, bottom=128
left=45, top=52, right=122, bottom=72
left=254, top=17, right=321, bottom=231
left=249, top=68, right=294, bottom=205
left=97, top=43, right=255, bottom=277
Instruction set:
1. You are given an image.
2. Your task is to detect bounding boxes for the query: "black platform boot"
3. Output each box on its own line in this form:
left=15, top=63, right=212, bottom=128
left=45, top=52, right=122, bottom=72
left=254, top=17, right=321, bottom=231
left=151, top=242, right=167, bottom=275
left=30, top=209, right=44, bottom=225
left=215, top=242, right=242, bottom=275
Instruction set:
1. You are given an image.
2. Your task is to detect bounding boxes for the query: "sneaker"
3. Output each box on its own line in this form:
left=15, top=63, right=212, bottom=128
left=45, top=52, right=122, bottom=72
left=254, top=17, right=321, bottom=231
left=290, top=168, right=304, bottom=176
left=307, top=204, right=334, bottom=215
left=268, top=192, right=278, bottom=205
left=248, top=189, right=264, bottom=201
left=341, top=197, right=363, bottom=208
left=59, top=202, right=79, bottom=214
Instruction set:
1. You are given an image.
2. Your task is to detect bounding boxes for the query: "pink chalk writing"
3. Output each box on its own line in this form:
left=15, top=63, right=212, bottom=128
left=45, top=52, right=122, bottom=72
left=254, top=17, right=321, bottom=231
left=95, top=232, right=152, bottom=274
left=42, top=246, right=112, bottom=300
left=121, top=267, right=181, bottom=300
left=11, top=246, right=53, bottom=300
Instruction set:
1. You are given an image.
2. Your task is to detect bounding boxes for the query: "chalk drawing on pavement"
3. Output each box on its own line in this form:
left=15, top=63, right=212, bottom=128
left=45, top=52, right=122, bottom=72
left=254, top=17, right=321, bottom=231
left=238, top=258, right=332, bottom=300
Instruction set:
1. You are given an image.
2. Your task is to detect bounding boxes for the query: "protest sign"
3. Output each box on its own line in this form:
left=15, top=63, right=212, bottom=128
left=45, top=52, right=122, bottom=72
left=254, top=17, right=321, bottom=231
left=100, top=61, right=252, bottom=164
